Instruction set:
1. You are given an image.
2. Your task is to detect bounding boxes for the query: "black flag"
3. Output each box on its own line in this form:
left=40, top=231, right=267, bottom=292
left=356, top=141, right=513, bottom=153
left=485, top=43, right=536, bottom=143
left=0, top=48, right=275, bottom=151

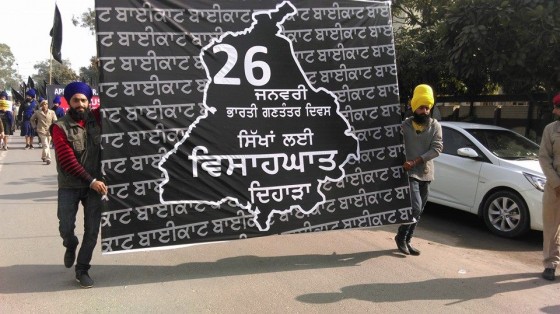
left=27, top=76, right=35, bottom=90
left=53, top=77, right=60, bottom=85
left=40, top=81, right=47, bottom=97
left=11, top=88, right=24, bottom=103
left=50, top=4, right=63, bottom=64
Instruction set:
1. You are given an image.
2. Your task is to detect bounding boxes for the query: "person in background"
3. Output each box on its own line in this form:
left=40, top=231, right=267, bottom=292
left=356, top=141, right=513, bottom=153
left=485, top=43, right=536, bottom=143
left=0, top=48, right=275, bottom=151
left=12, top=100, right=20, bottom=131
left=30, top=100, right=57, bottom=165
left=0, top=91, right=14, bottom=150
left=537, top=92, right=560, bottom=281
left=0, top=104, right=4, bottom=144
left=35, top=97, right=45, bottom=147
left=18, top=89, right=38, bottom=149
left=51, top=82, right=106, bottom=288
left=395, top=84, right=443, bottom=256
left=52, top=95, right=65, bottom=119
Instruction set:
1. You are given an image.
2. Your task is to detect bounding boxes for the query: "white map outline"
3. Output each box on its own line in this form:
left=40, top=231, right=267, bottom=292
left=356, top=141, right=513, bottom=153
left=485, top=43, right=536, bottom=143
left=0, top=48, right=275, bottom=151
left=158, top=1, right=360, bottom=231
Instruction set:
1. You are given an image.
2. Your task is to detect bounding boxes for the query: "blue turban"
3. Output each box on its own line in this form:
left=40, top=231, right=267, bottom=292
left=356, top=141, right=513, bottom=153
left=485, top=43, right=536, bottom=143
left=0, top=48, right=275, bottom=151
left=0, top=91, right=8, bottom=98
left=64, top=82, right=93, bottom=103
left=26, top=89, right=36, bottom=97
left=53, top=95, right=61, bottom=104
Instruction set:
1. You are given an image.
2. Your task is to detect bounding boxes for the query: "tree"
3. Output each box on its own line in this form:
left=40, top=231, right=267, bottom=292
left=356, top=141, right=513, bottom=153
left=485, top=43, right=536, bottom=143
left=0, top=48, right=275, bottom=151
left=79, top=56, right=99, bottom=86
left=0, top=43, right=23, bottom=91
left=392, top=0, right=466, bottom=100
left=32, top=58, right=79, bottom=86
left=72, top=8, right=96, bottom=35
left=442, top=0, right=560, bottom=94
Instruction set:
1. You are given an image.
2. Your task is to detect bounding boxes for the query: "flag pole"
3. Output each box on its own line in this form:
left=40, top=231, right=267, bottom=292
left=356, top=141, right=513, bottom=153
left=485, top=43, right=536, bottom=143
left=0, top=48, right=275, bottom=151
left=49, top=50, right=53, bottom=85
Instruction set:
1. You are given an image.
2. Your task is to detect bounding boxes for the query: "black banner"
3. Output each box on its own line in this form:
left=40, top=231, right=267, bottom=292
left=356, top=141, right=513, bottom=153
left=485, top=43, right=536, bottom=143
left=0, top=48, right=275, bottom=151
left=96, top=0, right=410, bottom=253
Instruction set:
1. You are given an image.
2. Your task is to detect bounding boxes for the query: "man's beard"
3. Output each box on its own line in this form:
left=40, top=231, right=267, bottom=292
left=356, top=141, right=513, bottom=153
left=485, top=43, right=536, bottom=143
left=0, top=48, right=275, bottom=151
left=68, top=107, right=89, bottom=121
left=412, top=112, right=430, bottom=124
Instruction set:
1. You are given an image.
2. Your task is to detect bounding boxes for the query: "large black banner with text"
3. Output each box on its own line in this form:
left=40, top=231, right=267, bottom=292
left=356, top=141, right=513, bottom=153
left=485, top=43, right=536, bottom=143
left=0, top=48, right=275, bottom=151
left=96, top=0, right=410, bottom=253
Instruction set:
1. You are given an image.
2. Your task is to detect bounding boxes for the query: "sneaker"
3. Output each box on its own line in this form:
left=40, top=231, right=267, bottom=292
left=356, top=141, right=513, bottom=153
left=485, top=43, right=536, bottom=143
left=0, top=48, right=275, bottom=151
left=76, top=271, right=94, bottom=288
left=542, top=268, right=555, bottom=281
left=42, top=157, right=46, bottom=162
left=64, top=247, right=76, bottom=268
left=46, top=160, right=51, bottom=165
left=25, top=144, right=30, bottom=150
left=29, top=145, right=34, bottom=149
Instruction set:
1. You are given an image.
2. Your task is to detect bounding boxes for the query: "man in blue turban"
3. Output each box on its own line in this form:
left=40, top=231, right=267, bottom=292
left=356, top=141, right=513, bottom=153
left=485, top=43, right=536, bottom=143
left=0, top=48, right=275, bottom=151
left=52, top=95, right=65, bottom=119
left=17, top=89, right=38, bottom=149
left=51, top=81, right=106, bottom=288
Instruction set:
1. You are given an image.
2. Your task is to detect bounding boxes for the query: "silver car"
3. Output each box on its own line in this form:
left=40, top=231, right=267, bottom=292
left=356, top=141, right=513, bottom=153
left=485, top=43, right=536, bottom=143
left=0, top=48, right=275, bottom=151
left=428, top=122, right=545, bottom=237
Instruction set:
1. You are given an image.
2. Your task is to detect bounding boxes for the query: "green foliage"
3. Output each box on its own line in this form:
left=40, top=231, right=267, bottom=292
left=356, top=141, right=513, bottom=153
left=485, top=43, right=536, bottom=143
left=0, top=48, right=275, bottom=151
left=392, top=0, right=466, bottom=100
left=394, top=0, right=560, bottom=97
left=441, top=0, right=560, bottom=93
left=79, top=56, right=99, bottom=86
left=0, top=43, right=22, bottom=91
left=72, top=8, right=96, bottom=35
left=32, top=59, right=79, bottom=86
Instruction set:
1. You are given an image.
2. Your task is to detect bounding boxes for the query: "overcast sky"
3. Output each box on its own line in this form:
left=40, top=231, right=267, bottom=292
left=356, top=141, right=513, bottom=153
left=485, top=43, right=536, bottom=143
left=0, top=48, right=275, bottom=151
left=2, top=0, right=96, bottom=79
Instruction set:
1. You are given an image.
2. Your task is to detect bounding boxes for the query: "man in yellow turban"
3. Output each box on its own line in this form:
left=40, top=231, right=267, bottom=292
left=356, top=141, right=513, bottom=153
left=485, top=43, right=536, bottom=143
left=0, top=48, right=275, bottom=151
left=395, top=84, right=443, bottom=256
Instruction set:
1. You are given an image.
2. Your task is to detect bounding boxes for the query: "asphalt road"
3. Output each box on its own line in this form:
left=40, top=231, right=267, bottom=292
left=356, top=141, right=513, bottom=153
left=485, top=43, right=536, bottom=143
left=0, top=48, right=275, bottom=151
left=1, top=135, right=559, bottom=313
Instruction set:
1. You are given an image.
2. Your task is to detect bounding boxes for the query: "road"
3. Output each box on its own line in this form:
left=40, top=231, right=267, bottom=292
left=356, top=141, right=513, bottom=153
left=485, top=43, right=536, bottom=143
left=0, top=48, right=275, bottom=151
left=1, top=135, right=559, bottom=313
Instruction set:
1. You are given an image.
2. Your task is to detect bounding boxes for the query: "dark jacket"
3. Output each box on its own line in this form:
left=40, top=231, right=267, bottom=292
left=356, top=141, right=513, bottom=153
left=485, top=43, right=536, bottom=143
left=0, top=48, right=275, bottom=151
left=53, top=111, right=102, bottom=188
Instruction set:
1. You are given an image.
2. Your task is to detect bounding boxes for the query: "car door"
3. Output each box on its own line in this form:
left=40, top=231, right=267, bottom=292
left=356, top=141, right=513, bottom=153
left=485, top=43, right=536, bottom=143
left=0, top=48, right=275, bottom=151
left=429, top=126, right=484, bottom=212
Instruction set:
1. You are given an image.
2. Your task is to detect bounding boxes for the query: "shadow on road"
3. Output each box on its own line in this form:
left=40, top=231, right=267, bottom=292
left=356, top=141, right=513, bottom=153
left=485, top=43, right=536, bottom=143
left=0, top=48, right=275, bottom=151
left=0, top=190, right=57, bottom=201
left=4, top=174, right=57, bottom=186
left=297, top=272, right=555, bottom=305
left=416, top=202, right=542, bottom=253
left=0, top=250, right=389, bottom=293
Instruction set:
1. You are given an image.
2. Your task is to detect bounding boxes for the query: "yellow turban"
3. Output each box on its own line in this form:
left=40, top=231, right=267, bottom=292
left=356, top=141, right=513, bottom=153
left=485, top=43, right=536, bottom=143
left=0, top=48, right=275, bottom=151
left=0, top=99, right=11, bottom=111
left=410, top=84, right=434, bottom=112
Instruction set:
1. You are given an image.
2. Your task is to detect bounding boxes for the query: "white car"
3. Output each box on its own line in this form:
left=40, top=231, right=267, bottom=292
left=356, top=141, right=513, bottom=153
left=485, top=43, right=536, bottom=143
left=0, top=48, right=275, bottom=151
left=428, top=122, right=545, bottom=237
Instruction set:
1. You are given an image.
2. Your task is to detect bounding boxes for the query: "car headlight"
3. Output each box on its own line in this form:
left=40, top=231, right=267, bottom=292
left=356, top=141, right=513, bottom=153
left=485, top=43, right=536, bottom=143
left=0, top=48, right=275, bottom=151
left=523, top=172, right=546, bottom=192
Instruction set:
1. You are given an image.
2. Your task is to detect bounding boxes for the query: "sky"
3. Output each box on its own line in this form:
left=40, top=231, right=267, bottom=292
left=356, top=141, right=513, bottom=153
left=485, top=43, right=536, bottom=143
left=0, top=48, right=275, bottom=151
left=1, top=0, right=96, bottom=80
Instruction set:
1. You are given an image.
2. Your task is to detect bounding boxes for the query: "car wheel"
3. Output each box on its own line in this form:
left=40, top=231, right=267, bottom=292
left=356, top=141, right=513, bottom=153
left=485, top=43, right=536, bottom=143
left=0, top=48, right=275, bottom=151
left=481, top=190, right=530, bottom=238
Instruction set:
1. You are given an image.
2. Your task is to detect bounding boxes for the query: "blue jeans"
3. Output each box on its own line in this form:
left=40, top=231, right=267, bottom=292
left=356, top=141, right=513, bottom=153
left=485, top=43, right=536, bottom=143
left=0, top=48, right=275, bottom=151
left=409, top=178, right=430, bottom=221
left=398, top=178, right=430, bottom=239
left=57, top=188, right=102, bottom=272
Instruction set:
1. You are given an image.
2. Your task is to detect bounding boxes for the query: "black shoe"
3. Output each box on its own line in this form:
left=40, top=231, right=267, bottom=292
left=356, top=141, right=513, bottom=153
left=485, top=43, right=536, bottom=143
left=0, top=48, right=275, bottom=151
left=29, top=145, right=34, bottom=149
left=64, top=247, right=76, bottom=268
left=76, top=271, right=94, bottom=288
left=542, top=268, right=555, bottom=281
left=25, top=144, right=29, bottom=150
left=46, top=160, right=51, bottom=165
left=407, top=242, right=421, bottom=256
left=395, top=235, right=410, bottom=255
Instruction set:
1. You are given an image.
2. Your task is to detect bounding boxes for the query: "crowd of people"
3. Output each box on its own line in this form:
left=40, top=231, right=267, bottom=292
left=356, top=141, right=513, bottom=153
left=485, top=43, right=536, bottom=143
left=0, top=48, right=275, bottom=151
left=0, top=89, right=66, bottom=154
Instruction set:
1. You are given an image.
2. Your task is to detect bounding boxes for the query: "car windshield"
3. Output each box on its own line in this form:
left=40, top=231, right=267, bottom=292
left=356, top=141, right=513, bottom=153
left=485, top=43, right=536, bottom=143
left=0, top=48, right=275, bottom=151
left=465, top=128, right=539, bottom=160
